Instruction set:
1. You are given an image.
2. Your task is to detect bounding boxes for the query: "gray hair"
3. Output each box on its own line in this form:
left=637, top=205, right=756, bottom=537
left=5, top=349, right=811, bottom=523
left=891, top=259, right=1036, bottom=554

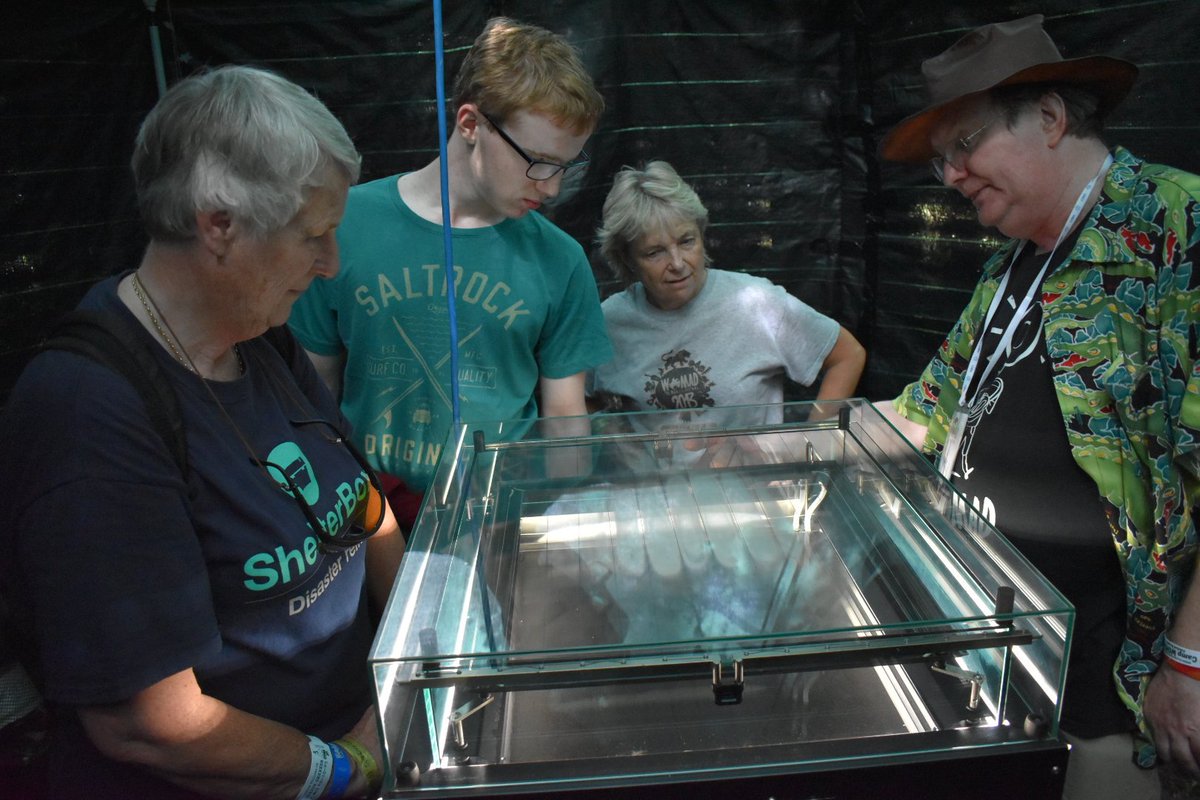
left=597, top=160, right=709, bottom=285
left=132, top=65, right=361, bottom=242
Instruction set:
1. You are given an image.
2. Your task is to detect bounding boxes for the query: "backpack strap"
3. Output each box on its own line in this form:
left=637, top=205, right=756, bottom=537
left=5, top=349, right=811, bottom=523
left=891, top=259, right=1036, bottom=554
left=39, top=316, right=306, bottom=482
left=40, top=310, right=189, bottom=479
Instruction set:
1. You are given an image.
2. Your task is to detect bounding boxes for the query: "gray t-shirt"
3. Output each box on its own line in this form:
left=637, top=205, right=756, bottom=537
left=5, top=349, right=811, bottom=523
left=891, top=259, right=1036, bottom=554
left=592, top=268, right=839, bottom=411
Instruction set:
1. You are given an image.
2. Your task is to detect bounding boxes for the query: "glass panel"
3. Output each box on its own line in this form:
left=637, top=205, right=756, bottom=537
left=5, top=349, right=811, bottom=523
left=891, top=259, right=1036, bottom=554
left=371, top=400, right=1071, bottom=795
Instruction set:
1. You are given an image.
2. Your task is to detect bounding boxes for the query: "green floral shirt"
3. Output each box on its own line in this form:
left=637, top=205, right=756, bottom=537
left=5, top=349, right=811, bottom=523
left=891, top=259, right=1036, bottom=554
left=896, top=147, right=1200, bottom=765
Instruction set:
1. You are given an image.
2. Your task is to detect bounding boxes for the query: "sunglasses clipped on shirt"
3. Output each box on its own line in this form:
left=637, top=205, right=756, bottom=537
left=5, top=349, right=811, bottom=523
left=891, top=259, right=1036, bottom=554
left=250, top=418, right=386, bottom=553
left=480, top=111, right=590, bottom=181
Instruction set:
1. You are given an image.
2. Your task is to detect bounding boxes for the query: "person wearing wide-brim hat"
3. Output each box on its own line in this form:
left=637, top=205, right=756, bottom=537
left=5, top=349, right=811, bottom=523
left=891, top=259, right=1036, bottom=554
left=874, top=14, right=1200, bottom=800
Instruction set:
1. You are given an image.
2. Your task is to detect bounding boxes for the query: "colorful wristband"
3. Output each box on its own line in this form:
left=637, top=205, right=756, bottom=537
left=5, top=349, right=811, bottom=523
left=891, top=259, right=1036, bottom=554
left=298, top=736, right=333, bottom=800
left=1165, top=655, right=1200, bottom=681
left=334, top=736, right=382, bottom=789
left=1164, top=637, right=1200, bottom=668
left=325, top=741, right=352, bottom=799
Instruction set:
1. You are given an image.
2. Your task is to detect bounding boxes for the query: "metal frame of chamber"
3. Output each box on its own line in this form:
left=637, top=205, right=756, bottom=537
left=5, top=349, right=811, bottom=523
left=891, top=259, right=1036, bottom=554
left=369, top=400, right=1073, bottom=798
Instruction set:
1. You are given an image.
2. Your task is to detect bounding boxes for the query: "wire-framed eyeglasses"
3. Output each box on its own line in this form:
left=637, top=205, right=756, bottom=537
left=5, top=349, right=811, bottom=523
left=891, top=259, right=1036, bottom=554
left=480, top=111, right=590, bottom=181
left=930, top=119, right=991, bottom=182
left=250, top=418, right=386, bottom=553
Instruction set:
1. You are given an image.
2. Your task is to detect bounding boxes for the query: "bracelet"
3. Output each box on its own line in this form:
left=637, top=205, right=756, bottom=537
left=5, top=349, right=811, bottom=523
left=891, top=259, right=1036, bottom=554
left=297, top=736, right=334, bottom=800
left=1165, top=655, right=1200, bottom=681
left=334, top=736, right=382, bottom=790
left=325, top=741, right=352, bottom=799
left=1164, top=637, right=1200, bottom=668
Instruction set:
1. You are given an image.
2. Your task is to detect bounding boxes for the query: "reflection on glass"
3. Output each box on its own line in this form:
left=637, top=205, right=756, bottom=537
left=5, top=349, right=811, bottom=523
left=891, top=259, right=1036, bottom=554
left=371, top=400, right=1072, bottom=795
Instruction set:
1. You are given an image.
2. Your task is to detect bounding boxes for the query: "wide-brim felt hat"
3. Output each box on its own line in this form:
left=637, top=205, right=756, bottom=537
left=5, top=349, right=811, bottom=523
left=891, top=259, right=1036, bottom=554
left=879, top=14, right=1138, bottom=163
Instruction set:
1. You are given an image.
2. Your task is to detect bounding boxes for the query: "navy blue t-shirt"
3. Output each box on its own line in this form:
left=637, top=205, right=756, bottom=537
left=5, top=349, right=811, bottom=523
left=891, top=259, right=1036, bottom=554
left=0, top=275, right=375, bottom=797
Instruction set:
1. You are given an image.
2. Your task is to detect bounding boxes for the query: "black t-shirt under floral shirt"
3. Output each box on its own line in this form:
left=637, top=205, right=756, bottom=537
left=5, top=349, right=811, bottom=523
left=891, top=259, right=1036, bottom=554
left=949, top=235, right=1131, bottom=738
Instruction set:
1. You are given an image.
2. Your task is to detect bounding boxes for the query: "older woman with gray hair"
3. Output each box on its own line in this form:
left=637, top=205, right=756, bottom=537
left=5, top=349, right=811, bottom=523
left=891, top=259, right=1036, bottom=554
left=591, top=160, right=865, bottom=413
left=0, top=66, right=401, bottom=799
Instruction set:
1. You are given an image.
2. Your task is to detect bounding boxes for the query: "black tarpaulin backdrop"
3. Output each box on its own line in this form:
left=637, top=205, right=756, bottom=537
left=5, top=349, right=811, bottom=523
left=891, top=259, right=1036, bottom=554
left=2, top=0, right=1198, bottom=405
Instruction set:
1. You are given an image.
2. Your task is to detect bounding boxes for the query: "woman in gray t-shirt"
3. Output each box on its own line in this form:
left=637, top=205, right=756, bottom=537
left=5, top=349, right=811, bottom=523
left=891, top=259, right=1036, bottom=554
left=591, top=160, right=865, bottom=414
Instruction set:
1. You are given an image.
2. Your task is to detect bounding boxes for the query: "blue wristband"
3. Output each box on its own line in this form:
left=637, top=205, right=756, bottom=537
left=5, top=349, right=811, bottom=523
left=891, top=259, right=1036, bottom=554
left=325, top=741, right=353, bottom=800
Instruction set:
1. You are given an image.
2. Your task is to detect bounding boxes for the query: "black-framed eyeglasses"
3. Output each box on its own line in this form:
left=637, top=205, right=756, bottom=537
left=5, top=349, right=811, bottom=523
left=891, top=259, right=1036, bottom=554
left=250, top=418, right=386, bottom=553
left=480, top=111, right=590, bottom=181
left=930, top=119, right=992, bottom=182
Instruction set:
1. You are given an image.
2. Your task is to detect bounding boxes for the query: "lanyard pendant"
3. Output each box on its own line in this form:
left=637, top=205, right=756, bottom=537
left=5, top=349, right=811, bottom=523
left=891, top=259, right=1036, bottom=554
left=939, top=408, right=969, bottom=481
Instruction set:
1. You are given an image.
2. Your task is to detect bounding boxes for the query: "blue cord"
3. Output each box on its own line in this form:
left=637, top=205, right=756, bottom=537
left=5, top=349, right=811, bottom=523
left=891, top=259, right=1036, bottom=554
left=432, top=0, right=461, bottom=427
left=434, top=2, right=496, bottom=658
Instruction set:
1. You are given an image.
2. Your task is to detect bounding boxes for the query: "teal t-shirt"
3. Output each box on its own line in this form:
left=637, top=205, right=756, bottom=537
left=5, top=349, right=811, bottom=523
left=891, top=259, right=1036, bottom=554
left=289, top=175, right=611, bottom=491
